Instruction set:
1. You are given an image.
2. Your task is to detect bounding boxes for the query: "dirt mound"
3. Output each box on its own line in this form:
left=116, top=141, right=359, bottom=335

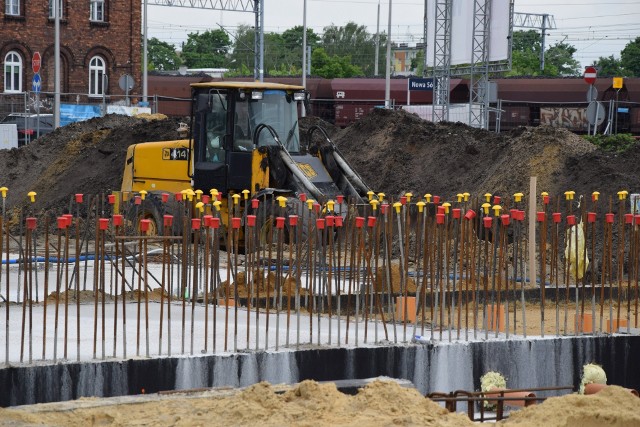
left=502, top=385, right=640, bottom=426
left=0, top=114, right=183, bottom=216
left=334, top=108, right=638, bottom=201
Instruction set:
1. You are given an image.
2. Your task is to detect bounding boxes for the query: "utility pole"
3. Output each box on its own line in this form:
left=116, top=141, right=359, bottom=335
left=385, top=0, right=392, bottom=108
left=301, top=0, right=307, bottom=117
left=54, top=0, right=60, bottom=128
left=513, top=12, right=556, bottom=72
left=375, top=1, right=380, bottom=76
left=143, top=0, right=148, bottom=103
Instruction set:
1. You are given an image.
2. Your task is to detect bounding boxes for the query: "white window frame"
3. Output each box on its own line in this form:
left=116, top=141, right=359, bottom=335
left=5, top=0, right=20, bottom=16
left=88, top=56, right=106, bottom=97
left=90, top=0, right=105, bottom=22
left=4, top=51, right=23, bottom=93
left=48, top=0, right=64, bottom=19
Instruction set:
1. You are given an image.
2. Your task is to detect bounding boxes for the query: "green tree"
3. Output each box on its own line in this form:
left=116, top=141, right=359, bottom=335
left=320, top=22, right=385, bottom=76
left=181, top=29, right=231, bottom=68
left=311, top=48, right=363, bottom=78
left=508, top=30, right=580, bottom=77
left=146, top=37, right=181, bottom=71
left=545, top=42, right=580, bottom=76
left=593, top=55, right=624, bottom=77
left=621, top=37, right=640, bottom=77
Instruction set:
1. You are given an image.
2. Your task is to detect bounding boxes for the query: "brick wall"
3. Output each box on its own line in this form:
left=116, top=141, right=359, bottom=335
left=0, top=0, right=141, bottom=98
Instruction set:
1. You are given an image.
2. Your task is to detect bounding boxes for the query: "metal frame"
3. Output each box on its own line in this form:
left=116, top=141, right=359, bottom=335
left=469, top=0, right=491, bottom=128
left=149, top=0, right=263, bottom=81
left=431, top=0, right=452, bottom=123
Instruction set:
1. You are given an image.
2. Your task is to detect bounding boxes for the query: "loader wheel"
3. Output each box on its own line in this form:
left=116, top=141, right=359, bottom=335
left=125, top=194, right=164, bottom=236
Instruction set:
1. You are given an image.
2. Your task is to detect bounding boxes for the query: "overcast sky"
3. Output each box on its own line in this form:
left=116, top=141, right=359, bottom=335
left=147, top=0, right=640, bottom=69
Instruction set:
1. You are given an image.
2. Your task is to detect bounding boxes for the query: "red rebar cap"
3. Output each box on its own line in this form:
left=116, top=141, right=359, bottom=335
left=437, top=205, right=446, bottom=215
left=276, top=216, right=285, bottom=229
left=246, top=214, right=256, bottom=227
left=299, top=193, right=307, bottom=202
left=26, top=217, right=37, bottom=230
left=510, top=208, right=518, bottom=219
left=501, top=214, right=510, bottom=226
left=516, top=210, right=525, bottom=222
left=313, top=202, right=321, bottom=214
left=588, top=212, right=596, bottom=223
left=433, top=195, right=440, bottom=204
left=355, top=216, right=365, bottom=228
left=483, top=216, right=493, bottom=228
left=191, top=218, right=201, bottom=230
left=175, top=192, right=183, bottom=202
left=464, top=209, right=477, bottom=220
left=452, top=208, right=461, bottom=219
left=543, top=195, right=550, bottom=205
left=134, top=195, right=141, bottom=205
left=567, top=215, right=576, bottom=226
left=553, top=212, right=562, bottom=223
left=436, top=213, right=445, bottom=225
left=161, top=193, right=169, bottom=203
left=75, top=193, right=83, bottom=203
left=335, top=216, right=343, bottom=227
left=367, top=216, right=376, bottom=227
left=113, top=214, right=123, bottom=227
left=400, top=196, right=407, bottom=205
left=251, top=198, right=259, bottom=209
left=635, top=214, right=640, bottom=225
left=99, top=218, right=109, bottom=230
left=336, top=195, right=344, bottom=204
left=202, top=215, right=213, bottom=227
left=57, top=216, right=67, bottom=229
left=316, top=218, right=325, bottom=229
left=202, top=195, right=210, bottom=204
left=63, top=214, right=73, bottom=227
left=493, top=195, right=501, bottom=205
left=107, top=194, right=115, bottom=205
left=537, top=211, right=546, bottom=222
left=140, top=219, right=150, bottom=233
left=232, top=217, right=241, bottom=229
left=163, top=215, right=173, bottom=227
left=606, top=213, right=615, bottom=224
left=288, top=215, right=298, bottom=227
left=325, top=215, right=335, bottom=227
left=625, top=213, right=634, bottom=224
left=210, top=217, right=220, bottom=229
left=380, top=204, right=389, bottom=215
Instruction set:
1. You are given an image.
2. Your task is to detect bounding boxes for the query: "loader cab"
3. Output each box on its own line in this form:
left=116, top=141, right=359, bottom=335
left=190, top=82, right=305, bottom=195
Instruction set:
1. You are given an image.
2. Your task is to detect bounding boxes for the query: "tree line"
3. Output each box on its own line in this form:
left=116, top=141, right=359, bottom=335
left=146, top=24, right=640, bottom=78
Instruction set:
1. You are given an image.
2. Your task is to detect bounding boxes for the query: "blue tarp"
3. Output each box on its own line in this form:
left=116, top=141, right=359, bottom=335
left=60, top=104, right=102, bottom=126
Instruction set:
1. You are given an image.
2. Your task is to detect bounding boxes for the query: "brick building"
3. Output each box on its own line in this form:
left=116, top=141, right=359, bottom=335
left=1, top=0, right=141, bottom=99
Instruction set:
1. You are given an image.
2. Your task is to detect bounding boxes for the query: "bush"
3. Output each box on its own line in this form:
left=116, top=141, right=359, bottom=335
left=583, top=133, right=637, bottom=152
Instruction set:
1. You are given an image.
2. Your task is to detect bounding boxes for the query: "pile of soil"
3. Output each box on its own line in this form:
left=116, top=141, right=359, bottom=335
left=0, top=380, right=475, bottom=426
left=0, top=114, right=183, bottom=217
left=501, top=385, right=640, bottom=425
left=334, top=108, right=640, bottom=201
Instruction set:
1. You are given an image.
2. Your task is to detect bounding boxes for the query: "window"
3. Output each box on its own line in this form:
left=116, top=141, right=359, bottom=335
left=48, top=0, right=63, bottom=19
left=5, top=0, right=19, bottom=15
left=88, top=56, right=106, bottom=97
left=90, top=0, right=104, bottom=22
left=4, top=51, right=22, bottom=93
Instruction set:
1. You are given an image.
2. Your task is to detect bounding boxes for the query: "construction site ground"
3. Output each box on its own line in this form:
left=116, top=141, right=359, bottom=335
left=2, top=110, right=640, bottom=424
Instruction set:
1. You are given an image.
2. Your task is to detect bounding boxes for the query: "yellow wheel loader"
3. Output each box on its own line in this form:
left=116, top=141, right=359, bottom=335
left=119, top=81, right=370, bottom=238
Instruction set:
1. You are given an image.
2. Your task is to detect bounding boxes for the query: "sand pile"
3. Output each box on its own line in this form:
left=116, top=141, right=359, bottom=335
left=0, top=380, right=474, bottom=427
left=501, top=385, right=640, bottom=426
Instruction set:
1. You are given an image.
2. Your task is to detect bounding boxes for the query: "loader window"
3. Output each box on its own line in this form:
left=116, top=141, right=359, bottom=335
left=248, top=90, right=300, bottom=153
left=205, top=94, right=227, bottom=163
left=233, top=100, right=252, bottom=152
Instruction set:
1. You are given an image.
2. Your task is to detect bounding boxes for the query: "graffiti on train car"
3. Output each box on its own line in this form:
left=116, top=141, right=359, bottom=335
left=540, top=107, right=588, bottom=131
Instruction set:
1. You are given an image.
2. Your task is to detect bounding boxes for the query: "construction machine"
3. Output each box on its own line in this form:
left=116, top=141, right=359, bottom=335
left=119, top=81, right=370, bottom=237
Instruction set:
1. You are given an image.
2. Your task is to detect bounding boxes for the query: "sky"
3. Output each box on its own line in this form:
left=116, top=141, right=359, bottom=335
left=146, top=0, right=640, bottom=69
